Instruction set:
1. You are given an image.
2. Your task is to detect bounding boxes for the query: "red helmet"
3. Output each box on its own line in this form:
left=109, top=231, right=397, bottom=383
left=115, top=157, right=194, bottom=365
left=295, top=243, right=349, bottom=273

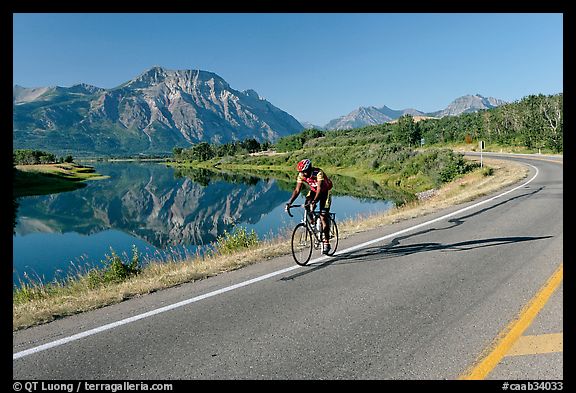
left=297, top=159, right=311, bottom=172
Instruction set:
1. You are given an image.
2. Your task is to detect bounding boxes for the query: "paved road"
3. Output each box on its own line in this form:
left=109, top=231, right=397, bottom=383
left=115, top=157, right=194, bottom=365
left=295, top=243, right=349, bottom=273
left=13, top=153, right=563, bottom=380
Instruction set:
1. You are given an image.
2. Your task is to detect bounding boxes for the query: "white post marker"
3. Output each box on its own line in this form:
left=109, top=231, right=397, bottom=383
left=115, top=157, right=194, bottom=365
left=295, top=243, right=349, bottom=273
left=479, top=140, right=485, bottom=167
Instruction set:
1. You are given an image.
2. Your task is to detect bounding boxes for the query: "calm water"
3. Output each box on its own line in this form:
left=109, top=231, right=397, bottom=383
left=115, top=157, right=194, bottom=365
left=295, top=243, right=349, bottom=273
left=13, top=162, right=397, bottom=287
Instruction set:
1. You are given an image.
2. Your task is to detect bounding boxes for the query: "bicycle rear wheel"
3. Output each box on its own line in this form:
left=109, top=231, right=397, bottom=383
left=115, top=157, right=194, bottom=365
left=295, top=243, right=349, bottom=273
left=291, top=223, right=313, bottom=265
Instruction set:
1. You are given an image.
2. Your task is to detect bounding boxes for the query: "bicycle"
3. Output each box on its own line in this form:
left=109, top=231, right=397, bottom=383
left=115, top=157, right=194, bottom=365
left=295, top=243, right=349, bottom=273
left=286, top=204, right=339, bottom=266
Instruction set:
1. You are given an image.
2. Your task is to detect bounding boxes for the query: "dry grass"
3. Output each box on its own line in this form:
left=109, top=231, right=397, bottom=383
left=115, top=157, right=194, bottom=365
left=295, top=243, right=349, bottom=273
left=388, top=115, right=438, bottom=124
left=16, top=163, right=108, bottom=180
left=13, top=157, right=528, bottom=331
left=338, top=157, right=527, bottom=236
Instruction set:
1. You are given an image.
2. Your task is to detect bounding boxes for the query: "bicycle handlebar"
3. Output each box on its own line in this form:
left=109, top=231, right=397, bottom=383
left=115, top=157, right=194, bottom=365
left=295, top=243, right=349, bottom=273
left=285, top=203, right=313, bottom=218
left=285, top=204, right=301, bottom=217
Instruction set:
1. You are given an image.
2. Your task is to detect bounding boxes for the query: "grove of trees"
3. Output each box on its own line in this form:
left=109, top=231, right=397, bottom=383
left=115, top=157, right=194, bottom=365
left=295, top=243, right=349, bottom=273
left=274, top=93, right=563, bottom=154
left=13, top=149, right=74, bottom=165
left=414, top=93, right=562, bottom=152
left=172, top=138, right=271, bottom=162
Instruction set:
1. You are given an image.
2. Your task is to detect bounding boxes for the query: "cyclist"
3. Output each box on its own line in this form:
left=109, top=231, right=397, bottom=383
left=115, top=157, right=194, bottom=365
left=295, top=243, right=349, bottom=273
left=285, top=158, right=333, bottom=254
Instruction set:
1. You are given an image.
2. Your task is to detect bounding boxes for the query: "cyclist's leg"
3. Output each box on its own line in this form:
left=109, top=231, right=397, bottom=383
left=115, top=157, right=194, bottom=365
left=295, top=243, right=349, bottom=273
left=319, top=190, right=331, bottom=245
left=305, top=191, right=315, bottom=225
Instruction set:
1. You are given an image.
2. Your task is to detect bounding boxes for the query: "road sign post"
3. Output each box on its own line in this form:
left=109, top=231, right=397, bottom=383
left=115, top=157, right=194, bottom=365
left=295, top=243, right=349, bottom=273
left=479, top=140, right=485, bottom=167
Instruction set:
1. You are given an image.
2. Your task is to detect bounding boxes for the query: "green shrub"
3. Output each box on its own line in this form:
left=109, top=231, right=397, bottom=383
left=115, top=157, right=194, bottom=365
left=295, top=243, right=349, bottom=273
left=87, top=246, right=141, bottom=287
left=482, top=167, right=494, bottom=176
left=213, top=226, right=259, bottom=255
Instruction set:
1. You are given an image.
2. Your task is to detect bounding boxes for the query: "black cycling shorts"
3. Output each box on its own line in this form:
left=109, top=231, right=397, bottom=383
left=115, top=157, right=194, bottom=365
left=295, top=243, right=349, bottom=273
left=306, top=189, right=332, bottom=213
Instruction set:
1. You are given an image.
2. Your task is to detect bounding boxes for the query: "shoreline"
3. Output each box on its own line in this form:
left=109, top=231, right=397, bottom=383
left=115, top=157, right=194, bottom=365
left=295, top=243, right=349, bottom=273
left=14, top=163, right=108, bottom=198
left=13, top=157, right=529, bottom=331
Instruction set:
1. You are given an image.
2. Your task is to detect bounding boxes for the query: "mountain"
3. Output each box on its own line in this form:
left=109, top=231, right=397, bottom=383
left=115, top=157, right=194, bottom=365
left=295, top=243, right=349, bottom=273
left=13, top=67, right=304, bottom=156
left=299, top=121, right=325, bottom=130
left=324, top=105, right=427, bottom=130
left=323, top=95, right=506, bottom=130
left=427, top=94, right=507, bottom=117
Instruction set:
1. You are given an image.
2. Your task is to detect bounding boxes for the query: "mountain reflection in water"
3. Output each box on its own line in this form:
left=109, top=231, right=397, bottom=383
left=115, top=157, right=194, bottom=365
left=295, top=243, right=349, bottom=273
left=13, top=162, right=397, bottom=287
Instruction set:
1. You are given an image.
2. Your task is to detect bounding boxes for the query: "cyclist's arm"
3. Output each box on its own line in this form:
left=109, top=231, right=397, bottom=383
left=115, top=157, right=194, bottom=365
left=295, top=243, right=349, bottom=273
left=286, top=181, right=303, bottom=206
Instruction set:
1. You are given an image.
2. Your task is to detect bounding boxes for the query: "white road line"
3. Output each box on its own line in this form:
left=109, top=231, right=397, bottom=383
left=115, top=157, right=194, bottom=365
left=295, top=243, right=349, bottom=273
left=13, top=164, right=539, bottom=361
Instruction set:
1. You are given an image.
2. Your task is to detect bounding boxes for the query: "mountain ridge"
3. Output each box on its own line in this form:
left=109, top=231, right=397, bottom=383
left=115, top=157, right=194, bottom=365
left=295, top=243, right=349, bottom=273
left=313, top=94, right=507, bottom=130
left=14, top=67, right=509, bottom=154
left=13, top=66, right=304, bottom=156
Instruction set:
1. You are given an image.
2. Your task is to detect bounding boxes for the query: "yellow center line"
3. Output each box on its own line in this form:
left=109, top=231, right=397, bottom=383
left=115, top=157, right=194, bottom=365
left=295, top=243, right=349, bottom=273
left=458, top=262, right=563, bottom=380
left=525, top=157, right=563, bottom=165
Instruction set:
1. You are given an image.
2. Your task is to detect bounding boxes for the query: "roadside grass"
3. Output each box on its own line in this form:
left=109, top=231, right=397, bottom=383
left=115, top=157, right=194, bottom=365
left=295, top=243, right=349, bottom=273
left=13, top=157, right=528, bottom=331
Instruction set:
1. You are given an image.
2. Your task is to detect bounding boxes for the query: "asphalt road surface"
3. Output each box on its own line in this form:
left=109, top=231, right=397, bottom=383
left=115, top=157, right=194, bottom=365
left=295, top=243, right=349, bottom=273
left=13, top=153, right=563, bottom=380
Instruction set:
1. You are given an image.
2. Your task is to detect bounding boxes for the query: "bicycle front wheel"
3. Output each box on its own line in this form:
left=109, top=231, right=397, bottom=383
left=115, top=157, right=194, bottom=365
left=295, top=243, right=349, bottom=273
left=326, top=217, right=339, bottom=256
left=291, top=223, right=313, bottom=265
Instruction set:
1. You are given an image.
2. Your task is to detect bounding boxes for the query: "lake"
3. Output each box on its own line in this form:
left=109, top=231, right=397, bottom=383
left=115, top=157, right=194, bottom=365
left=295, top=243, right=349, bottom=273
left=13, top=162, right=399, bottom=288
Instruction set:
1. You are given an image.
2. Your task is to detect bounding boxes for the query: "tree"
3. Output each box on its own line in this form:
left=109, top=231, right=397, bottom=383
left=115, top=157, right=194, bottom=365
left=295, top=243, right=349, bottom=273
left=541, top=94, right=563, bottom=152
left=172, top=147, right=183, bottom=160
left=13, top=149, right=57, bottom=165
left=393, top=115, right=421, bottom=146
left=191, top=142, right=214, bottom=161
left=240, top=138, right=261, bottom=153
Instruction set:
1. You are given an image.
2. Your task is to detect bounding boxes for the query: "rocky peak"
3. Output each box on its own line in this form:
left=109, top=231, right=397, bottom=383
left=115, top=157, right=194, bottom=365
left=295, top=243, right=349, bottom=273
left=435, top=94, right=507, bottom=117
left=119, top=67, right=234, bottom=98
left=68, top=83, right=105, bottom=95
left=243, top=89, right=261, bottom=99
left=122, top=66, right=169, bottom=89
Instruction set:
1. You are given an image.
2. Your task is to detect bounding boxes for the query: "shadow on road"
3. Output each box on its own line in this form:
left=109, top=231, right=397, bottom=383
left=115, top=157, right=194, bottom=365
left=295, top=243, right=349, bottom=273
left=281, top=187, right=549, bottom=281
left=280, top=235, right=552, bottom=281
left=333, top=235, right=552, bottom=263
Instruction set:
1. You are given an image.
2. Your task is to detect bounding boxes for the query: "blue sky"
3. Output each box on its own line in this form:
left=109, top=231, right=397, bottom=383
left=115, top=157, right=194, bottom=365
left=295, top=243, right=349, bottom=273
left=13, top=13, right=563, bottom=126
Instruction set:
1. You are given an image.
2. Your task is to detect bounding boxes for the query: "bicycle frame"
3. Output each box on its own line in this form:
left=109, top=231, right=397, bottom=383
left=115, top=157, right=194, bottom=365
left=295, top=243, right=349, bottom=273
left=287, top=203, right=339, bottom=265
left=287, top=204, right=322, bottom=242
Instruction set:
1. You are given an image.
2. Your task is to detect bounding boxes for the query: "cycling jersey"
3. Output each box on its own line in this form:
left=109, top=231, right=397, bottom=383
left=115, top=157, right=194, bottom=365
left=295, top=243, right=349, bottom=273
left=297, top=167, right=333, bottom=193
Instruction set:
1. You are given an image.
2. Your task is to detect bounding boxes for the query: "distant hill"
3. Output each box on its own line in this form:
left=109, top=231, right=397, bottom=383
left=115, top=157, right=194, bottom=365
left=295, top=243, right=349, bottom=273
left=324, top=106, right=426, bottom=130
left=322, top=94, right=506, bottom=130
left=428, top=94, right=507, bottom=117
left=13, top=66, right=304, bottom=156
left=299, top=121, right=325, bottom=130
